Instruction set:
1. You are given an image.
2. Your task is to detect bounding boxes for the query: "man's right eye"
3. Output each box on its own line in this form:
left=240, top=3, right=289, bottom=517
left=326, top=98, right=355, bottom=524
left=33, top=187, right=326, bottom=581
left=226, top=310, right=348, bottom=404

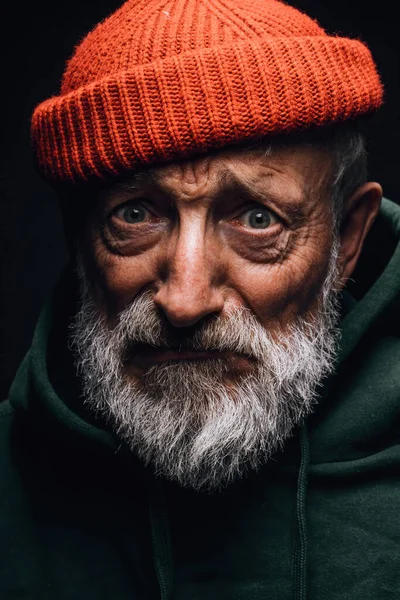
left=114, top=203, right=150, bottom=224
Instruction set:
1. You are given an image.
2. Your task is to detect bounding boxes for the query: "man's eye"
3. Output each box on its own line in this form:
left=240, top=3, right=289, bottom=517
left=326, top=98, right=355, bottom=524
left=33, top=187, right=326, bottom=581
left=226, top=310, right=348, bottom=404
left=114, top=203, right=149, bottom=224
left=237, top=207, right=278, bottom=230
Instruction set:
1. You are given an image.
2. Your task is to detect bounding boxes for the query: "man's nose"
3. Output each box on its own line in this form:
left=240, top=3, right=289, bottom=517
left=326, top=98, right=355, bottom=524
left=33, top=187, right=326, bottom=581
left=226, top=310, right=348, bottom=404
left=153, top=223, right=225, bottom=328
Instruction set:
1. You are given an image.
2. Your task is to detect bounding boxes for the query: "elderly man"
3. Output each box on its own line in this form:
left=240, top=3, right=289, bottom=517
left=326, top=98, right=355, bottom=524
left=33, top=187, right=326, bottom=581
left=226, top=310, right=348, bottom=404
left=1, top=0, right=399, bottom=598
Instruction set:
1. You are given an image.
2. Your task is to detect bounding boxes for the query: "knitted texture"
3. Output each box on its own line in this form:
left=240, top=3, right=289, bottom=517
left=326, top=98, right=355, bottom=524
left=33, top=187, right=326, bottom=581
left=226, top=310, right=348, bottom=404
left=31, top=0, right=383, bottom=184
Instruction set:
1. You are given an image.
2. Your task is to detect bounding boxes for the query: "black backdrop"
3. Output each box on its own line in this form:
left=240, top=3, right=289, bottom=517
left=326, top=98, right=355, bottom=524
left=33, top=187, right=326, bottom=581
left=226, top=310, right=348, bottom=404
left=1, top=0, right=398, bottom=400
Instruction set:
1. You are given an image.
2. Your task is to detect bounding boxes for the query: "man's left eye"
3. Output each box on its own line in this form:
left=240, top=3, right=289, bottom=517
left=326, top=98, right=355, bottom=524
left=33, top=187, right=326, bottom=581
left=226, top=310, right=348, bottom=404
left=236, top=207, right=278, bottom=229
left=114, top=203, right=149, bottom=224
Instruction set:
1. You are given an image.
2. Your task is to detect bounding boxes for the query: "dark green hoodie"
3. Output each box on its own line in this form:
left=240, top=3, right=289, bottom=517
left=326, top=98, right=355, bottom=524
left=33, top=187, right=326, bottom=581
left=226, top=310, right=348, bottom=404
left=1, top=198, right=399, bottom=600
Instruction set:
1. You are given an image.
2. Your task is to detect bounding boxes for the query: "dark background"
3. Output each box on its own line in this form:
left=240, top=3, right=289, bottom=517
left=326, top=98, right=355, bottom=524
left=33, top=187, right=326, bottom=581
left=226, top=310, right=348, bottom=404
left=1, top=0, right=398, bottom=400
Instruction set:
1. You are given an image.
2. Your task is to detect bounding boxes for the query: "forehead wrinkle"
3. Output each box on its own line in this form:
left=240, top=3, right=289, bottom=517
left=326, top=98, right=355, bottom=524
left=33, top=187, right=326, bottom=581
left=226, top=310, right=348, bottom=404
left=227, top=147, right=334, bottom=206
left=115, top=165, right=203, bottom=201
left=105, top=150, right=323, bottom=209
left=116, top=163, right=222, bottom=203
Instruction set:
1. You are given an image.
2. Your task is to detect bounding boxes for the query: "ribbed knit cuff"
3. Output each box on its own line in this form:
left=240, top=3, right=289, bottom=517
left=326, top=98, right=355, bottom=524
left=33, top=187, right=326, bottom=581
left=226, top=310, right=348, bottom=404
left=31, top=35, right=383, bottom=184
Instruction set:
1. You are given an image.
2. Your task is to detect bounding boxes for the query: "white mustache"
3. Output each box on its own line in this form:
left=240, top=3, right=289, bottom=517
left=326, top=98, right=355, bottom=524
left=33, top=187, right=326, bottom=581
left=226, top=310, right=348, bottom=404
left=116, top=298, right=274, bottom=361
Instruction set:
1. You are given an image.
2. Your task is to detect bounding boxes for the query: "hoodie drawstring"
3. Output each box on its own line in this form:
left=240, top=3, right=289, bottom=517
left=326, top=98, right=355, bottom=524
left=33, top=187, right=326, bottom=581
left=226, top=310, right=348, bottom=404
left=149, top=425, right=309, bottom=600
left=293, top=423, right=310, bottom=600
left=149, top=479, right=174, bottom=600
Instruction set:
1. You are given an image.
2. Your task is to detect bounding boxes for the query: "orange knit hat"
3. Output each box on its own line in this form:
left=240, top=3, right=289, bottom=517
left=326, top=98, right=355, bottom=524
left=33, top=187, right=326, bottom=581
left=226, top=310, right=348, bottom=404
left=31, top=0, right=383, bottom=184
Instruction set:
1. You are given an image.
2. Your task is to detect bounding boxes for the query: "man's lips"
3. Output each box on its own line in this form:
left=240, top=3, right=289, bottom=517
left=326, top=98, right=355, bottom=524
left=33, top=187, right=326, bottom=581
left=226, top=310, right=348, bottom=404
left=126, top=345, right=255, bottom=374
left=132, top=347, right=229, bottom=367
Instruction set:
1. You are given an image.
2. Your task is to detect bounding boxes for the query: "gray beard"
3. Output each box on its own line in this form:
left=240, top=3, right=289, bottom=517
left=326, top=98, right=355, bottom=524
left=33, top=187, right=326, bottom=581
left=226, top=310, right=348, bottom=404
left=69, top=242, right=341, bottom=492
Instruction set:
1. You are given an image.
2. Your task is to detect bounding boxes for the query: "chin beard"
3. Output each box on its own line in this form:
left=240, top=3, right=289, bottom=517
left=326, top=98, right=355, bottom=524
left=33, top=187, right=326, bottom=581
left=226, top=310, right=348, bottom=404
left=69, top=243, right=341, bottom=492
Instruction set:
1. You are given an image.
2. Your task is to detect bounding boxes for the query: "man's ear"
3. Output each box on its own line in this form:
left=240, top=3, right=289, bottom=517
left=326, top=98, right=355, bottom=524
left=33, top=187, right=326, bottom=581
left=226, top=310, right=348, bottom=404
left=337, top=182, right=382, bottom=289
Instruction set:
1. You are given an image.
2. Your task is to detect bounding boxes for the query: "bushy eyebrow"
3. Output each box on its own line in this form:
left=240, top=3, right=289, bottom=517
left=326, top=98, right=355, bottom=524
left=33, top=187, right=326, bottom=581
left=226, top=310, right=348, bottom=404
left=112, top=170, right=158, bottom=194
left=215, top=170, right=272, bottom=201
left=211, top=170, right=306, bottom=222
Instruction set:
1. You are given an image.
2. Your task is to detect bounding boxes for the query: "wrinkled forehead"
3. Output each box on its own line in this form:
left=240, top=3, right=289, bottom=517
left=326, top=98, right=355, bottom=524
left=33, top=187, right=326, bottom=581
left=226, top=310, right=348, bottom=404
left=104, top=143, right=334, bottom=206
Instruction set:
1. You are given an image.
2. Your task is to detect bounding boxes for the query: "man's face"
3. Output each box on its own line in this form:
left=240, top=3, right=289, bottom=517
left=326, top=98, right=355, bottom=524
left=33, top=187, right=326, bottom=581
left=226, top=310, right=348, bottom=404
left=86, top=143, right=336, bottom=347
left=71, top=143, right=341, bottom=491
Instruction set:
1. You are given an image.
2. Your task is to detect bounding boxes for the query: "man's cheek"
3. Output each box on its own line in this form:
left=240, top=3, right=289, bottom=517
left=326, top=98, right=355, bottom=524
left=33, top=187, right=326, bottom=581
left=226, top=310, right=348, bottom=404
left=237, top=249, right=330, bottom=325
left=85, top=243, right=156, bottom=316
